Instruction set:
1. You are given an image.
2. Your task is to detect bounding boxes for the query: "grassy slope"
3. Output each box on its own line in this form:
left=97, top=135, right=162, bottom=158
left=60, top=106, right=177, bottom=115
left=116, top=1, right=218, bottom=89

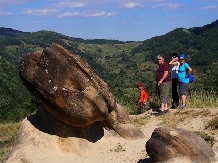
left=78, top=42, right=157, bottom=87
left=0, top=123, right=20, bottom=161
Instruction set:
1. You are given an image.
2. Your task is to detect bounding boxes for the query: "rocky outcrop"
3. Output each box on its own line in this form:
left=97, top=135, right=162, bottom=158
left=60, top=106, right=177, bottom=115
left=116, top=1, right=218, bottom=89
left=146, top=127, right=217, bottom=163
left=19, top=44, right=115, bottom=127
left=19, top=44, right=144, bottom=139
left=2, top=104, right=110, bottom=163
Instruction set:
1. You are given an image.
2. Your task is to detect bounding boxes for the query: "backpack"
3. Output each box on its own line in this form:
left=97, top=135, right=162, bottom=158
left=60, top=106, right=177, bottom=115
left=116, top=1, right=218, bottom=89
left=188, top=74, right=194, bottom=83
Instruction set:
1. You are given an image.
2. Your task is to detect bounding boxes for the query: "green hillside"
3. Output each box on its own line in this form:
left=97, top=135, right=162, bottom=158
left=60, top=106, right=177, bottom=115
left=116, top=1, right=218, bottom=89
left=0, top=19, right=218, bottom=123
left=131, top=20, right=218, bottom=69
left=0, top=59, right=37, bottom=123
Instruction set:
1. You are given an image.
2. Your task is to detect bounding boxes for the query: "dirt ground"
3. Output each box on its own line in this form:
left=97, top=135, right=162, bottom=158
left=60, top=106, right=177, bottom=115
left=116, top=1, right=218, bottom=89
left=66, top=107, right=218, bottom=163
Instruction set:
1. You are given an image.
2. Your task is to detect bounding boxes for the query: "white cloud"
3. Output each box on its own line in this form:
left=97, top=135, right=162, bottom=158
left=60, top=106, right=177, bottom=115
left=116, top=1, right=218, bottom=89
left=23, top=9, right=59, bottom=16
left=200, top=5, right=217, bottom=10
left=151, top=3, right=183, bottom=10
left=0, top=0, right=35, bottom=8
left=0, top=11, right=13, bottom=16
left=85, top=11, right=106, bottom=17
left=58, top=12, right=81, bottom=18
left=121, top=2, right=143, bottom=9
left=53, top=2, right=85, bottom=8
left=105, top=12, right=117, bottom=17
left=58, top=10, right=116, bottom=18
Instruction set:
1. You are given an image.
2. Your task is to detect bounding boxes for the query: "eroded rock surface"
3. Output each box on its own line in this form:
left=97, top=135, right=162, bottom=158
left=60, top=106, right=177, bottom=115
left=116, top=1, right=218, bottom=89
left=146, top=127, right=217, bottom=163
left=19, top=44, right=116, bottom=127
left=19, top=44, right=144, bottom=139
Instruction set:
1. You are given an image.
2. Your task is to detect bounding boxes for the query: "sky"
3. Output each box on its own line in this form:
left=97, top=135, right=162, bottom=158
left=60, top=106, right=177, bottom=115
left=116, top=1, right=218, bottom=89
left=0, top=0, right=218, bottom=41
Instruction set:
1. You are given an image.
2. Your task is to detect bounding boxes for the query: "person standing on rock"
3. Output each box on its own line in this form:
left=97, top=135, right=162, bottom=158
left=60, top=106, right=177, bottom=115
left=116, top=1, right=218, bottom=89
left=169, top=53, right=180, bottom=109
left=155, top=54, right=170, bottom=115
left=135, top=83, right=149, bottom=114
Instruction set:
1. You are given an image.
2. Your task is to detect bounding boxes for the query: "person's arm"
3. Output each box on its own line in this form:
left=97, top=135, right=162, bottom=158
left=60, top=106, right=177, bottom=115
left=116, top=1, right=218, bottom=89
left=184, top=63, right=192, bottom=78
left=169, top=58, right=178, bottom=66
left=185, top=67, right=192, bottom=78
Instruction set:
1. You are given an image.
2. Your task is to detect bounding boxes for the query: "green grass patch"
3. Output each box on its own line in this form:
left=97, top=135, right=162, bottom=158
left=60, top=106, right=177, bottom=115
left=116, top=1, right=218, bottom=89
left=0, top=123, right=21, bottom=162
left=195, top=131, right=215, bottom=147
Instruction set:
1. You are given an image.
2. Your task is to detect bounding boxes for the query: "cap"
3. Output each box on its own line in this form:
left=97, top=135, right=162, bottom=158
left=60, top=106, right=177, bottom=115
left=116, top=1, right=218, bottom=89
left=137, top=83, right=143, bottom=87
left=179, top=53, right=185, bottom=59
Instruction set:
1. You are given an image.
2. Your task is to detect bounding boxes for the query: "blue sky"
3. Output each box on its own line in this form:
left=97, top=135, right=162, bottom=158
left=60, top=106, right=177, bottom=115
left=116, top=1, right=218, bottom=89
left=0, top=0, right=218, bottom=41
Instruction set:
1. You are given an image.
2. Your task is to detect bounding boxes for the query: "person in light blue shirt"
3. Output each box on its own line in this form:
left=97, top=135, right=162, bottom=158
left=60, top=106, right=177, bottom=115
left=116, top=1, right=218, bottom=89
left=178, top=53, right=192, bottom=109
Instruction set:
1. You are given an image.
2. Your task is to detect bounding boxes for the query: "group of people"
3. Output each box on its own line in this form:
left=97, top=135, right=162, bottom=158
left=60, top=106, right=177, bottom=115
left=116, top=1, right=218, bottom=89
left=135, top=53, right=192, bottom=115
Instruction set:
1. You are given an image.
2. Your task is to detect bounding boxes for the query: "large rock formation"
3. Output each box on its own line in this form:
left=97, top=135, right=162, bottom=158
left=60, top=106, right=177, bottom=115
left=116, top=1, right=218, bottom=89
left=19, top=44, right=144, bottom=139
left=2, top=104, right=122, bottom=163
left=146, top=127, right=217, bottom=163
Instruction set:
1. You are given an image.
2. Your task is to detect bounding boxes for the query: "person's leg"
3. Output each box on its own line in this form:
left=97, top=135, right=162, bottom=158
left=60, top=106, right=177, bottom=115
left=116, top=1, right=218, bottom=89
left=175, top=78, right=179, bottom=107
left=159, top=82, right=170, bottom=112
left=163, top=82, right=170, bottom=111
left=181, top=95, right=186, bottom=106
left=171, top=79, right=176, bottom=107
left=179, top=82, right=189, bottom=109
left=159, top=84, right=165, bottom=112
left=171, top=79, right=179, bottom=108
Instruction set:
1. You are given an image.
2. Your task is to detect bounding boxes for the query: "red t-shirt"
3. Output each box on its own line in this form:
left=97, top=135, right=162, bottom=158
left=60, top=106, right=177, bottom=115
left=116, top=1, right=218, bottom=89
left=156, top=62, right=170, bottom=82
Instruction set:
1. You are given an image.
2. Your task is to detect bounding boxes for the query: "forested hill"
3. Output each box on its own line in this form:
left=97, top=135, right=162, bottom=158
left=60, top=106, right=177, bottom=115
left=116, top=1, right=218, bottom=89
left=0, top=27, right=30, bottom=39
left=130, top=19, right=218, bottom=70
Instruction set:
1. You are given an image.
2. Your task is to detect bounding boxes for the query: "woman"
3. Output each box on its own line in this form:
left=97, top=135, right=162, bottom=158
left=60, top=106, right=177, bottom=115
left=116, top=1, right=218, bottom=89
left=169, top=53, right=180, bottom=109
left=178, top=53, right=192, bottom=109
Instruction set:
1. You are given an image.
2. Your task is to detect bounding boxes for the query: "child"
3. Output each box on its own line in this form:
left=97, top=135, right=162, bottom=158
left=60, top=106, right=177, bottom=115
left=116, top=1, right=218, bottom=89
left=135, top=83, right=149, bottom=114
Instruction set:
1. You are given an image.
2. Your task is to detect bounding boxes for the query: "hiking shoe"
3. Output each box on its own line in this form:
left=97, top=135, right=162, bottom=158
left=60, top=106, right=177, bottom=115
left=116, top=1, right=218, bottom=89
left=180, top=104, right=186, bottom=110
left=164, top=110, right=170, bottom=113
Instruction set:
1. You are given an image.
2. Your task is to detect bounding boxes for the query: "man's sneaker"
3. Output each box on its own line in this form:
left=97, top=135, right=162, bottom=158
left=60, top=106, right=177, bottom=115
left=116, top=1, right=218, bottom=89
left=180, top=104, right=186, bottom=109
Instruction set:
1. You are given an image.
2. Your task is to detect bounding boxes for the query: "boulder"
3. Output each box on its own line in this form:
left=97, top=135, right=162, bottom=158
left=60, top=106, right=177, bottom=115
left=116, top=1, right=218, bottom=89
left=19, top=44, right=117, bottom=127
left=19, top=44, right=144, bottom=139
left=146, top=127, right=217, bottom=163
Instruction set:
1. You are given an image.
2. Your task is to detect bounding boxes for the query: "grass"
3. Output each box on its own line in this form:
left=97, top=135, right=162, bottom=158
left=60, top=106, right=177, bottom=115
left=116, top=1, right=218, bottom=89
left=115, top=89, right=218, bottom=115
left=187, top=90, right=218, bottom=108
left=111, top=143, right=126, bottom=152
left=195, top=131, right=215, bottom=147
left=0, top=122, right=20, bottom=162
left=206, top=114, right=218, bottom=130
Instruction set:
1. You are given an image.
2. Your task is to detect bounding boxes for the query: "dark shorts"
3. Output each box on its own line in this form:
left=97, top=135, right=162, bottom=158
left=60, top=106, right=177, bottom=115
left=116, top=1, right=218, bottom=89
left=179, top=82, right=189, bottom=95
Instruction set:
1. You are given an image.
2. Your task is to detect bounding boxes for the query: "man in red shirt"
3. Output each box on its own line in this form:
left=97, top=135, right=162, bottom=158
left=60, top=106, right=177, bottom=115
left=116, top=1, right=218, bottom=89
left=135, top=83, right=149, bottom=114
left=155, top=54, right=170, bottom=115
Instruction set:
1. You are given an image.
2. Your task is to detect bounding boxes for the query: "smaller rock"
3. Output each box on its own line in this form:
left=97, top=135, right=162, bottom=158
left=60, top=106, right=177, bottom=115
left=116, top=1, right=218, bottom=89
left=146, top=127, right=217, bottom=163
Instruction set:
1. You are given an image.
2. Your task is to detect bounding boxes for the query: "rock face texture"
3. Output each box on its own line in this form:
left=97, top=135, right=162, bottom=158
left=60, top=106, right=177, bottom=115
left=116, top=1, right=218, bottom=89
left=19, top=44, right=144, bottom=139
left=146, top=127, right=217, bottom=163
